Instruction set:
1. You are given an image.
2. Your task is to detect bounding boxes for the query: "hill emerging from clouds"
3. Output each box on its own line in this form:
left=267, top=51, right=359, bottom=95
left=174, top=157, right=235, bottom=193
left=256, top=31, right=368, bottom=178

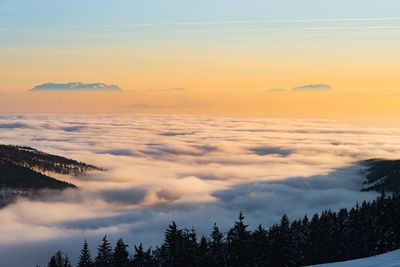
left=29, top=82, right=122, bottom=92
left=361, top=159, right=400, bottom=192
left=0, top=144, right=101, bottom=207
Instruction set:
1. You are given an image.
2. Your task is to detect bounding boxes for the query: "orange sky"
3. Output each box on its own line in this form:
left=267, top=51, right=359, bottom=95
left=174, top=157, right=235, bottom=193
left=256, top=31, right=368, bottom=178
left=1, top=91, right=400, bottom=127
left=1, top=1, right=400, bottom=119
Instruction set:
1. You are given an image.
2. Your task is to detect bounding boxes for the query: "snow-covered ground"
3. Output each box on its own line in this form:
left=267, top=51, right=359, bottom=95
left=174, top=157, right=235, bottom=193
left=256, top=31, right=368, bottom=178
left=309, top=249, right=400, bottom=267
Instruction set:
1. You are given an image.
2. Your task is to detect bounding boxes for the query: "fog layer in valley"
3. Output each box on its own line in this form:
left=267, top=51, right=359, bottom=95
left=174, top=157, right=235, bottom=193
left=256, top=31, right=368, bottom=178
left=1, top=115, right=399, bottom=266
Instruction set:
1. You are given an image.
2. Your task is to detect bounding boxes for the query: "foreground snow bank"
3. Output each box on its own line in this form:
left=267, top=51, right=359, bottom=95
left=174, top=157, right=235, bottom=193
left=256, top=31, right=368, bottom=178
left=309, top=249, right=400, bottom=267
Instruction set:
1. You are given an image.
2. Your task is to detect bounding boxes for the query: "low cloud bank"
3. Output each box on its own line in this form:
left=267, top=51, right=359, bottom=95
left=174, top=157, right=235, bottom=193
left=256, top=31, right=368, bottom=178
left=146, top=88, right=187, bottom=92
left=266, top=88, right=286, bottom=92
left=265, top=84, right=333, bottom=93
left=0, top=115, right=399, bottom=266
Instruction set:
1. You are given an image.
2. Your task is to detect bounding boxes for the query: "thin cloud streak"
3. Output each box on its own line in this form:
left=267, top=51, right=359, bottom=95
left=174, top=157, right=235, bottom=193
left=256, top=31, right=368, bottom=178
left=2, top=17, right=400, bottom=32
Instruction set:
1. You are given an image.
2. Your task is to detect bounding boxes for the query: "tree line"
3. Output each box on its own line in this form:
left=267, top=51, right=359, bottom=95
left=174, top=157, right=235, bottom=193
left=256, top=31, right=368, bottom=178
left=0, top=144, right=99, bottom=176
left=0, top=159, right=76, bottom=191
left=44, top=191, right=400, bottom=267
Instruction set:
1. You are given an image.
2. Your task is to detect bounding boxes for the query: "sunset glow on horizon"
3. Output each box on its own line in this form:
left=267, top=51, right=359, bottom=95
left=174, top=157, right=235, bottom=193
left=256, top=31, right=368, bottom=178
left=1, top=0, right=400, bottom=119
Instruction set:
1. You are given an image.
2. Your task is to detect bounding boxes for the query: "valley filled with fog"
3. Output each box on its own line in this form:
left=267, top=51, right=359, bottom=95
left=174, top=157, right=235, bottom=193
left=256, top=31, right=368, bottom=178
left=0, top=115, right=399, bottom=265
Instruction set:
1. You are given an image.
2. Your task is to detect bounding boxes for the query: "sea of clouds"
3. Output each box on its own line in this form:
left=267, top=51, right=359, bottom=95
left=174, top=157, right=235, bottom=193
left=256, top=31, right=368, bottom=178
left=0, top=114, right=400, bottom=266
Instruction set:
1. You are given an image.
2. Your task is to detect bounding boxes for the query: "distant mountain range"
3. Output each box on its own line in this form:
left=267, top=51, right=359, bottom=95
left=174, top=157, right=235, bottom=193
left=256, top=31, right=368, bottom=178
left=0, top=144, right=101, bottom=207
left=362, top=159, right=400, bottom=192
left=29, top=82, right=122, bottom=92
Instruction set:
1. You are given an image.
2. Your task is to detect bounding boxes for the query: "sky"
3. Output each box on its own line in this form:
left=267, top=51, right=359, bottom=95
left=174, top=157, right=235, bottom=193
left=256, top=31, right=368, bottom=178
left=0, top=0, right=400, bottom=118
left=3, top=114, right=400, bottom=265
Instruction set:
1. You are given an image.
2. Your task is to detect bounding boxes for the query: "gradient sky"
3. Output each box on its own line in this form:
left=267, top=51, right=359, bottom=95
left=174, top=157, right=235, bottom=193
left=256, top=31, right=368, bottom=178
left=1, top=0, right=400, bottom=118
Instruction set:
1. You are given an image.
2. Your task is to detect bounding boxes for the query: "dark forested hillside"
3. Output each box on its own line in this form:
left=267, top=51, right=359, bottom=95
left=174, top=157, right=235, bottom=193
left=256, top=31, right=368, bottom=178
left=45, top=192, right=400, bottom=267
left=0, top=159, right=76, bottom=190
left=0, top=144, right=100, bottom=207
left=0, top=158, right=76, bottom=207
left=362, top=159, right=400, bottom=192
left=0, top=144, right=100, bottom=176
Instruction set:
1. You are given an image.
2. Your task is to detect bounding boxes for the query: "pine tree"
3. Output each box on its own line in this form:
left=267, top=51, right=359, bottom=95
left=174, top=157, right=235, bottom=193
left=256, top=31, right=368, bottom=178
left=318, top=210, right=337, bottom=262
left=132, top=243, right=153, bottom=267
left=391, top=192, right=400, bottom=248
left=308, top=213, right=322, bottom=264
left=78, top=240, right=93, bottom=267
left=209, top=223, right=225, bottom=267
left=335, top=208, right=349, bottom=261
left=226, top=211, right=252, bottom=267
left=112, top=238, right=130, bottom=267
left=267, top=224, right=280, bottom=266
left=348, top=206, right=364, bottom=259
left=251, top=224, right=269, bottom=266
left=95, top=235, right=113, bottom=267
left=270, top=214, right=294, bottom=266
left=63, top=256, right=72, bottom=267
left=48, top=256, right=58, bottom=267
left=182, top=227, right=198, bottom=266
left=382, top=193, right=398, bottom=251
left=162, top=221, right=184, bottom=267
left=47, top=251, right=70, bottom=267
left=198, top=236, right=210, bottom=267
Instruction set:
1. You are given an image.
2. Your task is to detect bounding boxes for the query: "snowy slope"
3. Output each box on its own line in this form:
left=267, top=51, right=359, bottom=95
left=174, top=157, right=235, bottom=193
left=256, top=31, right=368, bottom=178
left=308, top=249, right=400, bottom=267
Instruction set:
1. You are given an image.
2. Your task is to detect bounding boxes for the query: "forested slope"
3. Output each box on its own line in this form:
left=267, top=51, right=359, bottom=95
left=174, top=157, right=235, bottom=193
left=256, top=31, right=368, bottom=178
left=0, top=144, right=100, bottom=207
left=362, top=159, right=400, bottom=192
left=0, top=144, right=100, bottom=176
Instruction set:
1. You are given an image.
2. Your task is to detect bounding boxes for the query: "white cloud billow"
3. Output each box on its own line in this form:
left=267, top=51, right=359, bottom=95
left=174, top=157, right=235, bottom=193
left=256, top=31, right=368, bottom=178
left=0, top=115, right=399, bottom=265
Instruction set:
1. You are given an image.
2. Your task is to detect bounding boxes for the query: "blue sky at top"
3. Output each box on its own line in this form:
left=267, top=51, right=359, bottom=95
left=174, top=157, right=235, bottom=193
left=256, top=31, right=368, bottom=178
left=1, top=0, right=400, bottom=49
left=2, top=0, right=400, bottom=29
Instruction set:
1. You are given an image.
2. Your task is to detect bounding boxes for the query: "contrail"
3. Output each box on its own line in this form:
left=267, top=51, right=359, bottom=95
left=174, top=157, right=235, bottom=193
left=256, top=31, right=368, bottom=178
left=2, top=17, right=400, bottom=31
left=64, top=17, right=400, bottom=28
